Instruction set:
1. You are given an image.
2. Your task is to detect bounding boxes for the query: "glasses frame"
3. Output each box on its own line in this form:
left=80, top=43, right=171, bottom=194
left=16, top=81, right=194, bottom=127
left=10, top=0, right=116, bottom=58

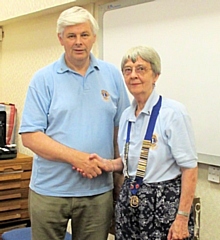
left=122, top=65, right=152, bottom=76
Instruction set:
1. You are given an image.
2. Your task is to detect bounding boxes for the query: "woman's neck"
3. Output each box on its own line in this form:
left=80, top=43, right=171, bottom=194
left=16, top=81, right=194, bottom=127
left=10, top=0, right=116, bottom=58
left=134, top=93, right=151, bottom=116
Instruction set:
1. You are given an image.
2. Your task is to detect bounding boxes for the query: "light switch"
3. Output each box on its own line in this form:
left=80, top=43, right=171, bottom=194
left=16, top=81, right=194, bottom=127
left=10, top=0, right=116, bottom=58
left=208, top=166, right=220, bottom=183
left=0, top=27, right=2, bottom=41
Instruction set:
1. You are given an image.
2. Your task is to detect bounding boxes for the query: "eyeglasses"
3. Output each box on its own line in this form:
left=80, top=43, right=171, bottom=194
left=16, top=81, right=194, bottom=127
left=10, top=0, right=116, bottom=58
left=122, top=66, right=152, bottom=76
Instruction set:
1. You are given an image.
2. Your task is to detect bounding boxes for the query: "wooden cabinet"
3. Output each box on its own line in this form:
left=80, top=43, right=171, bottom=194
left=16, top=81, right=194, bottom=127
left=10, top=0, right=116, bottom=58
left=0, top=153, right=32, bottom=238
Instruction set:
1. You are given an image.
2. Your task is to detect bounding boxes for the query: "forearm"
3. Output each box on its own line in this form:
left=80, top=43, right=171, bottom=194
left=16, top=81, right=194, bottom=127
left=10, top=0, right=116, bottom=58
left=89, top=153, right=123, bottom=173
left=113, top=127, right=120, bottom=158
left=167, top=166, right=198, bottom=240
left=178, top=166, right=198, bottom=214
left=22, top=132, right=102, bottom=178
left=21, top=132, right=86, bottom=165
left=113, top=126, right=124, bottom=173
left=111, top=158, right=124, bottom=172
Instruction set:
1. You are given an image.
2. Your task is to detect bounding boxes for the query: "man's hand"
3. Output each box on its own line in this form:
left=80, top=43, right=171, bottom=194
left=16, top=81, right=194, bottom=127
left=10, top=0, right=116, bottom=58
left=89, top=153, right=113, bottom=171
left=73, top=153, right=114, bottom=178
left=72, top=152, right=102, bottom=179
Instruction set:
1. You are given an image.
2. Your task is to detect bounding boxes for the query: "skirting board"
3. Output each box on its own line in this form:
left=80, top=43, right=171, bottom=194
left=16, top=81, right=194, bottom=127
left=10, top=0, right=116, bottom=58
left=198, top=153, right=220, bottom=167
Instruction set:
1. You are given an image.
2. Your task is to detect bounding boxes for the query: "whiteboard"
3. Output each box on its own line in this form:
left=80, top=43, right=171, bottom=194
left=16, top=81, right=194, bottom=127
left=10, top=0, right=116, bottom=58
left=100, top=0, right=220, bottom=161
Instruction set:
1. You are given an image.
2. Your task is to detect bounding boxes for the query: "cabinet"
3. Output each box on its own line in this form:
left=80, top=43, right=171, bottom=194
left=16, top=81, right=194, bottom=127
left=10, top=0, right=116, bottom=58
left=0, top=153, right=32, bottom=238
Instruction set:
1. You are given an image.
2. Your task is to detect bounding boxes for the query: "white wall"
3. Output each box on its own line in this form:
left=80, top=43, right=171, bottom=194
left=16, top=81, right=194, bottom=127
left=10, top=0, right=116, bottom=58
left=102, top=0, right=220, bottom=160
left=0, top=0, right=81, bottom=22
left=0, top=0, right=220, bottom=239
left=101, top=0, right=220, bottom=238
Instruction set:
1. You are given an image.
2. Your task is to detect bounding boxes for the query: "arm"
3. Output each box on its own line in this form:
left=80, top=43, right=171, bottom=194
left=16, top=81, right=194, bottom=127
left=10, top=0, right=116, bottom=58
left=113, top=126, right=125, bottom=200
left=113, top=127, right=120, bottom=159
left=80, top=127, right=124, bottom=173
left=88, top=154, right=123, bottom=173
left=72, top=127, right=124, bottom=177
left=21, top=132, right=102, bottom=178
left=92, top=127, right=125, bottom=174
left=167, top=166, right=198, bottom=240
left=179, top=166, right=198, bottom=216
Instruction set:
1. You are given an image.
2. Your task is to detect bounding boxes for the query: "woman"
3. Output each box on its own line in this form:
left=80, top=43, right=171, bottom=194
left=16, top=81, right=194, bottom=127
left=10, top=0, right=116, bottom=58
left=89, top=46, right=198, bottom=240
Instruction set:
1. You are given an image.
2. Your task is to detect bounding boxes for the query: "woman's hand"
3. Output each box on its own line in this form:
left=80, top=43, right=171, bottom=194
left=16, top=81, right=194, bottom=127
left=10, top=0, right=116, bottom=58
left=167, top=215, right=190, bottom=240
left=73, top=153, right=114, bottom=178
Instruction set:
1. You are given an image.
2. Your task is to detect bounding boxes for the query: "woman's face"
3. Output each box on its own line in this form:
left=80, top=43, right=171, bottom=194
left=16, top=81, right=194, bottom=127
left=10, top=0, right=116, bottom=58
left=122, top=56, right=159, bottom=99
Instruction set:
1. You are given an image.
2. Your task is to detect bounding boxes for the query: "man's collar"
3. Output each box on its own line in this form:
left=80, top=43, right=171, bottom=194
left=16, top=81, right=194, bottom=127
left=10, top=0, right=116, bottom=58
left=56, top=53, right=100, bottom=74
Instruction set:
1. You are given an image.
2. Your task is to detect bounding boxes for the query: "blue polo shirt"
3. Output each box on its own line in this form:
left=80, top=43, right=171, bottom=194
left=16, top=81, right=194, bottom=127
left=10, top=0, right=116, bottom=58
left=118, top=90, right=197, bottom=183
left=19, top=53, right=130, bottom=197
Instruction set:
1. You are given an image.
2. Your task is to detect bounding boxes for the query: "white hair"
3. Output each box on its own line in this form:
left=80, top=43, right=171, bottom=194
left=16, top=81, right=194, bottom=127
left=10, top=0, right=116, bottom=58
left=56, top=6, right=99, bottom=35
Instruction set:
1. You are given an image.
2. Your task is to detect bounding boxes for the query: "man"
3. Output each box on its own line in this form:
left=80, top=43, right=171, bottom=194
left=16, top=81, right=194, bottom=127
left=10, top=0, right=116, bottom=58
left=19, top=6, right=130, bottom=240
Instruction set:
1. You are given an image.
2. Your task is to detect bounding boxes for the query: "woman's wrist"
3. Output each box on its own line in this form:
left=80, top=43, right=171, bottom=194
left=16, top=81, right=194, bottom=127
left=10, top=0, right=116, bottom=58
left=111, top=160, right=115, bottom=172
left=103, top=158, right=115, bottom=172
left=177, top=210, right=189, bottom=218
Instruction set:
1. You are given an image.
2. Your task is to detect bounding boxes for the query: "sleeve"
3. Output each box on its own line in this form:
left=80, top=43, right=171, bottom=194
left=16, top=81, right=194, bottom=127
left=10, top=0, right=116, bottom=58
left=19, top=71, right=52, bottom=134
left=166, top=103, right=198, bottom=168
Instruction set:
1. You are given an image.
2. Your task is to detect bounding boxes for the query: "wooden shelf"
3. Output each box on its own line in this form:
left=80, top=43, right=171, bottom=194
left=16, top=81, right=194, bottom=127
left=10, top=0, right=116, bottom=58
left=0, top=153, right=32, bottom=238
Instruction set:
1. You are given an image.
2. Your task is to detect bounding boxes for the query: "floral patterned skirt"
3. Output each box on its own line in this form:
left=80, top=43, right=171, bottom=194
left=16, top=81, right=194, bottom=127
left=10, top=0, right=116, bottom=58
left=115, top=175, right=194, bottom=240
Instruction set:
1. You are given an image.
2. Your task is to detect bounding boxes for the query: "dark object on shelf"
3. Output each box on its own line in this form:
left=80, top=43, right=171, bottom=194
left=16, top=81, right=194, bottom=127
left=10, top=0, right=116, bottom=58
left=0, top=111, right=17, bottom=160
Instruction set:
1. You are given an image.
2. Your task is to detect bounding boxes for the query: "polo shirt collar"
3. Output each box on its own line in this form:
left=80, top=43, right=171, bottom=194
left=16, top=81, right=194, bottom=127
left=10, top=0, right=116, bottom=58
left=56, top=53, right=99, bottom=74
left=128, top=89, right=160, bottom=121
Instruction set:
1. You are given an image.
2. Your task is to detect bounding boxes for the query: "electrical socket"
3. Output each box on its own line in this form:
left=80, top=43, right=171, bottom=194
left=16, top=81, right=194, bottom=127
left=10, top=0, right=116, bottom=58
left=208, top=166, right=220, bottom=183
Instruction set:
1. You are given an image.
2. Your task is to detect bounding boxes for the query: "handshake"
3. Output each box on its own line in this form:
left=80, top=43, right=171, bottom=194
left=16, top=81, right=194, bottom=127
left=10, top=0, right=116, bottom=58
left=73, top=153, right=118, bottom=179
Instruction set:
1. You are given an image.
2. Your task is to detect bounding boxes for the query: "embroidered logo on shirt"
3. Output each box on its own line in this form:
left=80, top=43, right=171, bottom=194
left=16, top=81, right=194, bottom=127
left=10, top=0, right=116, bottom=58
left=151, top=134, right=158, bottom=149
left=101, top=90, right=110, bottom=101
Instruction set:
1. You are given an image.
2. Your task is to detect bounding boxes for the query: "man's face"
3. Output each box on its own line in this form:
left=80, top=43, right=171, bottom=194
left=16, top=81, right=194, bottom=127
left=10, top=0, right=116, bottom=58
left=58, top=21, right=96, bottom=68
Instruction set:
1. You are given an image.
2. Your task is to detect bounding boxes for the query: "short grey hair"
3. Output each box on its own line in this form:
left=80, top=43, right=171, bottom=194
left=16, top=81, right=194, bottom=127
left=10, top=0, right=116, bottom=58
left=56, top=6, right=99, bottom=35
left=121, top=46, right=161, bottom=75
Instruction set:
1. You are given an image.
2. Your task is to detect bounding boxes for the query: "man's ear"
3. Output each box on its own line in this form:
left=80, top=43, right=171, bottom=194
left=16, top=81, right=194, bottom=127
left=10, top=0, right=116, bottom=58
left=57, top=33, right=64, bottom=46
